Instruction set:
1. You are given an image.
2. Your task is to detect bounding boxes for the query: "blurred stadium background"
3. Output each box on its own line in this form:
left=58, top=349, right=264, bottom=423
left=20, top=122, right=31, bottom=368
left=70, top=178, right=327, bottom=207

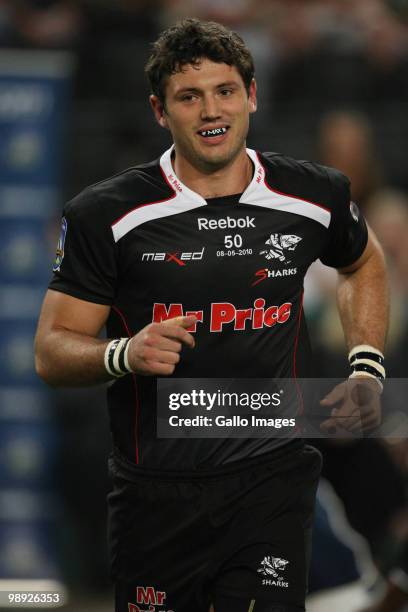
left=1, top=1, right=408, bottom=610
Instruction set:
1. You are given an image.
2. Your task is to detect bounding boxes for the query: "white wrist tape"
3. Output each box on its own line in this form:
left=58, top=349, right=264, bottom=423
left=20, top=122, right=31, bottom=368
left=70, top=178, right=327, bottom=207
left=348, top=344, right=385, bottom=392
left=348, top=344, right=384, bottom=362
left=104, top=338, right=132, bottom=378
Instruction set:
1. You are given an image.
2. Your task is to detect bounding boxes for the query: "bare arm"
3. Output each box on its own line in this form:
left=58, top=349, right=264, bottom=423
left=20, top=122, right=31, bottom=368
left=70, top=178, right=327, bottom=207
left=34, top=289, right=196, bottom=388
left=336, top=226, right=389, bottom=353
left=34, top=290, right=113, bottom=386
left=320, top=226, right=388, bottom=433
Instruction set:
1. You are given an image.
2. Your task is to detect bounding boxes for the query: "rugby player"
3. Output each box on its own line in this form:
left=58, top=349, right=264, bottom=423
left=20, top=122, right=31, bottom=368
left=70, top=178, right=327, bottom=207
left=34, top=18, right=388, bottom=612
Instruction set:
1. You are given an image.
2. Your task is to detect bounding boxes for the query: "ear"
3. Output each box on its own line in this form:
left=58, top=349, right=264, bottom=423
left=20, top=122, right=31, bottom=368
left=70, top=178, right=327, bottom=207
left=149, top=95, right=169, bottom=129
left=248, top=79, right=257, bottom=114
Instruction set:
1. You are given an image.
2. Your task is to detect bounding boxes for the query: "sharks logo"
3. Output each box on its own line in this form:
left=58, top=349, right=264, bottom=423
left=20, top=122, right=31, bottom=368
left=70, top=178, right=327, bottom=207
left=258, top=556, right=289, bottom=578
left=260, top=234, right=302, bottom=263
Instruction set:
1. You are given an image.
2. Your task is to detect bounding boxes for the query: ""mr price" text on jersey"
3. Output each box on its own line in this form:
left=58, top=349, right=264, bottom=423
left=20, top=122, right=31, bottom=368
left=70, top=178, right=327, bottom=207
left=152, top=299, right=292, bottom=332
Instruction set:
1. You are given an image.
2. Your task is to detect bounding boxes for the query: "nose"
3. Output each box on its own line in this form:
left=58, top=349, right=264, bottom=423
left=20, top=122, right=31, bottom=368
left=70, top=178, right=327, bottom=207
left=200, top=94, right=221, bottom=121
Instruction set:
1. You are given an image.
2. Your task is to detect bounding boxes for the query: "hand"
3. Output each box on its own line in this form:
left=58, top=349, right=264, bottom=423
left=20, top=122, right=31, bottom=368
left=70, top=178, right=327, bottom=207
left=127, top=316, right=197, bottom=376
left=320, top=376, right=382, bottom=435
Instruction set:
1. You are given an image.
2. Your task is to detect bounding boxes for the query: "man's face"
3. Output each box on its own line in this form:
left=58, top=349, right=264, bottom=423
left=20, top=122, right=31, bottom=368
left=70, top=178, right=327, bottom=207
left=150, top=59, right=257, bottom=172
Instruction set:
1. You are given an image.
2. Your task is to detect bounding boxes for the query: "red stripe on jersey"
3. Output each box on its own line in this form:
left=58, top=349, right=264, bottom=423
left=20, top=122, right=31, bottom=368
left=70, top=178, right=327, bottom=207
left=111, top=305, right=141, bottom=465
left=111, top=166, right=176, bottom=228
left=293, top=291, right=304, bottom=417
left=256, top=152, right=332, bottom=214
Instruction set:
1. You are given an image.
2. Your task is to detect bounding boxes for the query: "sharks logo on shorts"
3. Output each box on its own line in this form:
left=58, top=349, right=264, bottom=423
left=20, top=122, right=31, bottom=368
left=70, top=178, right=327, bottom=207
left=53, top=217, right=68, bottom=272
left=258, top=556, right=289, bottom=578
left=260, top=234, right=302, bottom=263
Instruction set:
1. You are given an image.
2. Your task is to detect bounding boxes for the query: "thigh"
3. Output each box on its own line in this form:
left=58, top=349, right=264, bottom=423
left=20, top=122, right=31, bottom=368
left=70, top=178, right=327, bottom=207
left=107, top=474, right=212, bottom=612
left=213, top=446, right=321, bottom=609
left=214, top=514, right=312, bottom=609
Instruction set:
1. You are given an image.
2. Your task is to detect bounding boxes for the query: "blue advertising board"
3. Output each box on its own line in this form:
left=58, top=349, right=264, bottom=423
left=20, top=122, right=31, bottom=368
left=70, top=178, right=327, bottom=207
left=0, top=49, right=73, bottom=580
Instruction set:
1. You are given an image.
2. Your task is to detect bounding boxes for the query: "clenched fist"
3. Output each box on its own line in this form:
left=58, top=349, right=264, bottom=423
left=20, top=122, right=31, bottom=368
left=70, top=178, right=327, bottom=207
left=127, top=316, right=197, bottom=376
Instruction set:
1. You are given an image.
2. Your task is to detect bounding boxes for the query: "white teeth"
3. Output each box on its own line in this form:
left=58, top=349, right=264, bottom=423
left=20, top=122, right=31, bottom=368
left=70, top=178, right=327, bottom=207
left=200, top=127, right=227, bottom=137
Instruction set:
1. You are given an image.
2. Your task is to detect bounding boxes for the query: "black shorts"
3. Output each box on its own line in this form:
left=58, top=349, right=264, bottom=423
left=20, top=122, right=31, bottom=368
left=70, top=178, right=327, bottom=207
left=107, top=442, right=321, bottom=612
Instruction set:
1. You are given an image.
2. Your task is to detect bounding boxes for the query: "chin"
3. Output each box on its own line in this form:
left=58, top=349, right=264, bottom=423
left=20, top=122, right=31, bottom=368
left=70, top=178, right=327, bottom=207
left=199, top=156, right=231, bottom=173
left=197, top=146, right=239, bottom=170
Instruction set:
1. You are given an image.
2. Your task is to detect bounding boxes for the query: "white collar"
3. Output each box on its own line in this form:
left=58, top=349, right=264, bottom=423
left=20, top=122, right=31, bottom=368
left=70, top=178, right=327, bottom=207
left=159, top=144, right=263, bottom=204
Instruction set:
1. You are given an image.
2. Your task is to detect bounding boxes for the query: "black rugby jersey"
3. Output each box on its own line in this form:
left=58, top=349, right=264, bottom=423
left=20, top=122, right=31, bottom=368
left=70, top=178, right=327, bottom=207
left=49, top=146, right=368, bottom=469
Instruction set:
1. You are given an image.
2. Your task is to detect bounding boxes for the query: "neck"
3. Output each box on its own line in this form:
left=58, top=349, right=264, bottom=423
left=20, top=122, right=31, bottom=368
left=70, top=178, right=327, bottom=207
left=173, top=147, right=253, bottom=199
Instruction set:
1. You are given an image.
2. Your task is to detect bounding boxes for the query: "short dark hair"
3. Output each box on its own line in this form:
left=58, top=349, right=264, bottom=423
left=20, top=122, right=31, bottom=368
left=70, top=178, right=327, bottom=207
left=145, top=18, right=255, bottom=104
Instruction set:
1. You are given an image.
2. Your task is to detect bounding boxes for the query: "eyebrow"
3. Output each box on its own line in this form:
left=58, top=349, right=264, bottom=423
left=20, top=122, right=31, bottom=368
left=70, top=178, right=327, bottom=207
left=175, top=81, right=240, bottom=94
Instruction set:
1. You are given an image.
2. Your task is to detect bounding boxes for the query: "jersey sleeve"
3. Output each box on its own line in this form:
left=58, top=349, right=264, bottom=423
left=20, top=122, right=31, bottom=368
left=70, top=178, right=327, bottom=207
left=320, top=170, right=368, bottom=268
left=48, top=189, right=117, bottom=305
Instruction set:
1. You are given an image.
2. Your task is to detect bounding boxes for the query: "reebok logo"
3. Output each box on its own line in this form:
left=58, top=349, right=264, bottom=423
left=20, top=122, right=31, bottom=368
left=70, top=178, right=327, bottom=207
left=197, top=216, right=255, bottom=230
